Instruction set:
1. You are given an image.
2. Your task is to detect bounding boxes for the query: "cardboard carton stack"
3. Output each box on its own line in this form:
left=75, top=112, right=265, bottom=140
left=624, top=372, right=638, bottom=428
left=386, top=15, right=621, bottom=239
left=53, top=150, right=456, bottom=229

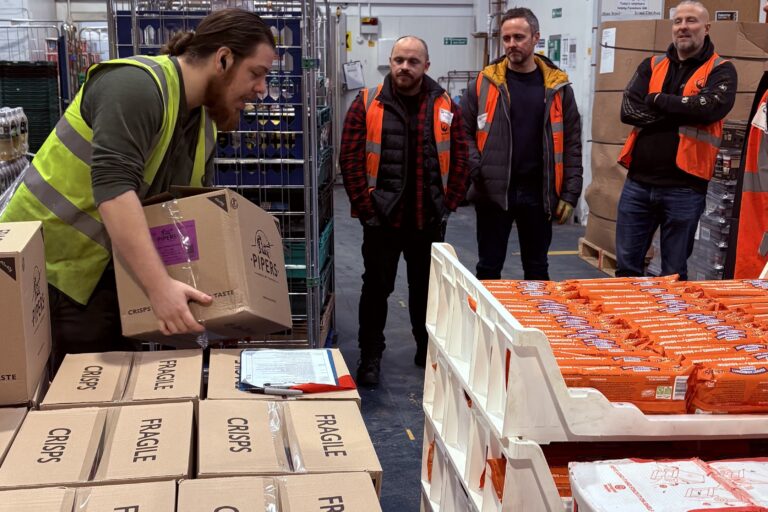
left=40, top=350, right=203, bottom=410
left=586, top=21, right=768, bottom=257
left=688, top=120, right=748, bottom=280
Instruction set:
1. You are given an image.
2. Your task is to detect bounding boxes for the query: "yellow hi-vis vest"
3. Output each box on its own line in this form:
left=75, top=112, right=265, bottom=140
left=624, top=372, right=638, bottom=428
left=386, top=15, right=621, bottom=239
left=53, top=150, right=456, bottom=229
left=0, top=55, right=216, bottom=305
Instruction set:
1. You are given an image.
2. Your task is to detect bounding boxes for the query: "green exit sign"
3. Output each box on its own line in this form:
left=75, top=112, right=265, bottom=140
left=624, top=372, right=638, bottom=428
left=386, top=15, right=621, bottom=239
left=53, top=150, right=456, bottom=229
left=552, top=7, right=562, bottom=18
left=443, top=37, right=468, bottom=46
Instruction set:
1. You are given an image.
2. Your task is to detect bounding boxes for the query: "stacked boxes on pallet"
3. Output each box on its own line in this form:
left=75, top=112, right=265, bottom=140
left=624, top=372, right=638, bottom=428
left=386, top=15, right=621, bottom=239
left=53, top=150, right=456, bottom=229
left=688, top=121, right=747, bottom=280
left=421, top=243, right=768, bottom=511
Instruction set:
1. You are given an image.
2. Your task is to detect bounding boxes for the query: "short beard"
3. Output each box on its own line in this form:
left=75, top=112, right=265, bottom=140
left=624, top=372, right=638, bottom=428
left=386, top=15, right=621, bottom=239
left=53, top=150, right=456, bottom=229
left=204, top=67, right=239, bottom=131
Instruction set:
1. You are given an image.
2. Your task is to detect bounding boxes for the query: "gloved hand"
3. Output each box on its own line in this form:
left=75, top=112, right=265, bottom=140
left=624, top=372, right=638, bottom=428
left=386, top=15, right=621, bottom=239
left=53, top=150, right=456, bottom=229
left=555, top=199, right=574, bottom=225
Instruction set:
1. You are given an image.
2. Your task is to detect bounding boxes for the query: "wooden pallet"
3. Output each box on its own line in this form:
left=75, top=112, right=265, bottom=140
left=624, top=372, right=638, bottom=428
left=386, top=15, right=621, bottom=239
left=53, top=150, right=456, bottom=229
left=578, top=237, right=617, bottom=277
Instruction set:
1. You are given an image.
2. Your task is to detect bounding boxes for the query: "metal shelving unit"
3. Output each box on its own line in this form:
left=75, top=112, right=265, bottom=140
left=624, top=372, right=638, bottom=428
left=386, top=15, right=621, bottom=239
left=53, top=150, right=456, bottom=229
left=107, top=0, right=335, bottom=348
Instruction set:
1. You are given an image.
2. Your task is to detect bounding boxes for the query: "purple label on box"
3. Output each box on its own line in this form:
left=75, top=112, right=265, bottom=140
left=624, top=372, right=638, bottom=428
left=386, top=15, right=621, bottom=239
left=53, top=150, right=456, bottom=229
left=149, top=220, right=199, bottom=266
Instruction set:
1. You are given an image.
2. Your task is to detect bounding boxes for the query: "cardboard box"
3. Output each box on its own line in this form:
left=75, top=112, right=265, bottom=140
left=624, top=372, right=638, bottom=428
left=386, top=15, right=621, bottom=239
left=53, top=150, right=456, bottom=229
left=595, top=20, right=667, bottom=92
left=178, top=476, right=277, bottom=512
left=122, top=349, right=202, bottom=403
left=197, top=400, right=289, bottom=478
left=0, top=487, right=76, bottom=511
left=115, top=189, right=292, bottom=344
left=283, top=401, right=382, bottom=496
left=0, top=408, right=25, bottom=466
left=584, top=213, right=618, bottom=255
left=41, top=352, right=132, bottom=409
left=41, top=350, right=202, bottom=409
left=206, top=348, right=361, bottom=404
left=585, top=143, right=627, bottom=223
left=279, top=473, right=383, bottom=512
left=0, top=221, right=52, bottom=406
left=591, top=92, right=632, bottom=145
left=664, top=0, right=761, bottom=22
left=0, top=408, right=106, bottom=489
left=94, top=401, right=193, bottom=484
left=74, top=481, right=177, bottom=511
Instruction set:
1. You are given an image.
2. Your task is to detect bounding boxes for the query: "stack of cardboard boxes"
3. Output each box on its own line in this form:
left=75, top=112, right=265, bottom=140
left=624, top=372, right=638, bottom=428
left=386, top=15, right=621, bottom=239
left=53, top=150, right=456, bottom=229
left=0, top=190, right=382, bottom=509
left=585, top=20, right=768, bottom=257
left=0, top=348, right=382, bottom=509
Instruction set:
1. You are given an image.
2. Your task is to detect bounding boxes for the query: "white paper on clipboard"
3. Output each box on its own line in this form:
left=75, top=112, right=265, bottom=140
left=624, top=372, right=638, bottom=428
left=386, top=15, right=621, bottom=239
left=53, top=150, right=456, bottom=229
left=343, top=61, right=365, bottom=90
left=240, top=349, right=338, bottom=388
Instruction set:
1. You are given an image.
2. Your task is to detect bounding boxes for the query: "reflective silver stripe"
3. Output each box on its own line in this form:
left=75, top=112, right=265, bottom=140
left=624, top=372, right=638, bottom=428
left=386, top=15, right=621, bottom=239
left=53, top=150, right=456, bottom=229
left=743, top=131, right=768, bottom=193
left=129, top=56, right=169, bottom=102
left=679, top=125, right=721, bottom=147
left=365, top=86, right=378, bottom=111
left=551, top=121, right=564, bottom=133
left=365, top=141, right=381, bottom=154
left=204, top=114, right=215, bottom=155
left=477, top=77, right=491, bottom=133
left=55, top=116, right=92, bottom=165
left=652, top=56, right=667, bottom=69
left=713, top=57, right=727, bottom=67
left=23, top=162, right=110, bottom=250
left=436, top=140, right=451, bottom=153
left=554, top=152, right=564, bottom=165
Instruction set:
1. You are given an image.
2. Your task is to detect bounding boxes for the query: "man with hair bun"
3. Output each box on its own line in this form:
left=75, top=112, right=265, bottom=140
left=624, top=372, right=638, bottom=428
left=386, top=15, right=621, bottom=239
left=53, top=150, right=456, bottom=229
left=0, top=8, right=276, bottom=369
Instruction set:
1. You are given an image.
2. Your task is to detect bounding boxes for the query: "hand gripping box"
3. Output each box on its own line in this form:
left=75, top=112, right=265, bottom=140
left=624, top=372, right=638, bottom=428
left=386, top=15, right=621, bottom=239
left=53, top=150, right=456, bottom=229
left=115, top=189, right=291, bottom=344
left=41, top=350, right=203, bottom=409
left=0, top=221, right=51, bottom=406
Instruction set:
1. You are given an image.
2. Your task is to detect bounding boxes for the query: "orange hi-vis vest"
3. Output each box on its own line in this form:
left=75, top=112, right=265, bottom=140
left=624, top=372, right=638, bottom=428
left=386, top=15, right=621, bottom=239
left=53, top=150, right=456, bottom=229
left=361, top=84, right=452, bottom=192
left=734, top=90, right=768, bottom=278
left=618, top=53, right=728, bottom=180
left=475, top=74, right=566, bottom=196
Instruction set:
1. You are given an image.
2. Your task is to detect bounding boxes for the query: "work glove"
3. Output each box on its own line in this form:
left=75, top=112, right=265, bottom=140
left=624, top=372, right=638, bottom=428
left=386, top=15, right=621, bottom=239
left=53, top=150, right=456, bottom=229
left=555, top=200, right=574, bottom=225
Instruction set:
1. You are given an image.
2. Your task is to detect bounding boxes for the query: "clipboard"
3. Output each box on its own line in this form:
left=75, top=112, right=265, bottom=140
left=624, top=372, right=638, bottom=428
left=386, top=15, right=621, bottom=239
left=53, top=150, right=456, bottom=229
left=239, top=349, right=357, bottom=394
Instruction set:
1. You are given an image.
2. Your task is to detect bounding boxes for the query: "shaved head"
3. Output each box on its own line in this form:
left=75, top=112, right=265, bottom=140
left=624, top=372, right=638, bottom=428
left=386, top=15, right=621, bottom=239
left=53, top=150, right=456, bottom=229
left=673, top=1, right=710, bottom=22
left=392, top=36, right=429, bottom=61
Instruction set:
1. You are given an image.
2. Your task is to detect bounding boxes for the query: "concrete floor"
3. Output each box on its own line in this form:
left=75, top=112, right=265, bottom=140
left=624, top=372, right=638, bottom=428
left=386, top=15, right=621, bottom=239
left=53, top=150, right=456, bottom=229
left=331, top=185, right=605, bottom=511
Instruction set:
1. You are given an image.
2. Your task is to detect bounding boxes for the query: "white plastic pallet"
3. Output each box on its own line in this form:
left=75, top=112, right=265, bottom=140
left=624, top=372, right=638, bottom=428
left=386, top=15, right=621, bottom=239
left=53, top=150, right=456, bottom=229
left=426, top=243, right=768, bottom=443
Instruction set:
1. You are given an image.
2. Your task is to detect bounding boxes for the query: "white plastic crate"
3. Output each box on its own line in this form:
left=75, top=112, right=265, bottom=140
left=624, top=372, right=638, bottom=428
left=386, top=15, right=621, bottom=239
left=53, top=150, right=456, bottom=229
left=426, top=243, right=768, bottom=443
left=421, top=417, right=475, bottom=512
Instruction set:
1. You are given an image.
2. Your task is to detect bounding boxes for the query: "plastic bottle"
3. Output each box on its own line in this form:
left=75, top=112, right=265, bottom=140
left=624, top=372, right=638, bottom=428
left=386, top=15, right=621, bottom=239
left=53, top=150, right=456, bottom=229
left=8, top=108, right=19, bottom=159
left=16, top=108, right=28, bottom=155
left=0, top=110, right=12, bottom=161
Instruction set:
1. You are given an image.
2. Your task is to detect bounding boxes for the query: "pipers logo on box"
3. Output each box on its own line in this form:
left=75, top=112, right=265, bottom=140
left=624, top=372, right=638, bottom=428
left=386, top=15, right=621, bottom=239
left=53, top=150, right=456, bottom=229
left=251, top=230, right=279, bottom=282
left=31, top=265, right=46, bottom=329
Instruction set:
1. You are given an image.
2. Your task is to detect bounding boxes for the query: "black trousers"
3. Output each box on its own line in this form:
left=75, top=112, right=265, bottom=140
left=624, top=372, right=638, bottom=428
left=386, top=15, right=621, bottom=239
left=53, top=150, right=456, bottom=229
left=475, top=196, right=553, bottom=281
left=358, top=223, right=444, bottom=360
left=48, top=264, right=141, bottom=373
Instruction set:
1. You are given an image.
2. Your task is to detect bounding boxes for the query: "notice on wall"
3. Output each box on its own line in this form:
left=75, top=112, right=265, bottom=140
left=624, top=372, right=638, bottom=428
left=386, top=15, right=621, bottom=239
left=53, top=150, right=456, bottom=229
left=601, top=0, right=662, bottom=20
left=560, top=36, right=578, bottom=73
left=599, top=27, right=616, bottom=74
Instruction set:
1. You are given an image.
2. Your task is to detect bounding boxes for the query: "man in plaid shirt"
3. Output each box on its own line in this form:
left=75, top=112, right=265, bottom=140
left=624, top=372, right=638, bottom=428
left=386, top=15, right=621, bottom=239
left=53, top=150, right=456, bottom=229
left=340, top=36, right=469, bottom=386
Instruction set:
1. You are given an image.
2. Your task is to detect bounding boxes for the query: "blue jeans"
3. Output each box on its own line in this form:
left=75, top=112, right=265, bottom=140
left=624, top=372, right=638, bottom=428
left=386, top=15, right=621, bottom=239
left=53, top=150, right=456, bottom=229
left=615, top=178, right=706, bottom=280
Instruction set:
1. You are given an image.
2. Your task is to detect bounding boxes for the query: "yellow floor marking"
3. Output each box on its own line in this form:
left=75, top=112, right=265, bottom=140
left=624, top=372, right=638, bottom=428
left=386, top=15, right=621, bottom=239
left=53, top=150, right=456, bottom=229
left=406, top=428, right=416, bottom=441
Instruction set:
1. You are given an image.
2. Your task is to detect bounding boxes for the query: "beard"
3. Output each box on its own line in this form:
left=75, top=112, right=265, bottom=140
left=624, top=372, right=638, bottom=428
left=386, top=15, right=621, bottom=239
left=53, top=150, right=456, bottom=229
left=204, top=69, right=239, bottom=131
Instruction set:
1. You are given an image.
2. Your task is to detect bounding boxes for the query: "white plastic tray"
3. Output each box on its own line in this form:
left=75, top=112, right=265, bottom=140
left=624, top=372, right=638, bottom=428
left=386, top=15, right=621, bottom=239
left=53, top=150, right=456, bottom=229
left=426, top=243, right=768, bottom=443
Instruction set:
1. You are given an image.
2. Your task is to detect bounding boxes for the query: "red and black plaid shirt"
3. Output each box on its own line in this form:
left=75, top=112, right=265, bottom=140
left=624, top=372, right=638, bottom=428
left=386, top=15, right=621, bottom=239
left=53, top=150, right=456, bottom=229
left=339, top=83, right=469, bottom=229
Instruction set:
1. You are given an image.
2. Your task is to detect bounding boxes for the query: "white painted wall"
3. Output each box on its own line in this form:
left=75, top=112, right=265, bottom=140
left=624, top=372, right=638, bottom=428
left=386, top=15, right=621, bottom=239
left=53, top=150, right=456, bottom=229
left=336, top=1, right=481, bottom=113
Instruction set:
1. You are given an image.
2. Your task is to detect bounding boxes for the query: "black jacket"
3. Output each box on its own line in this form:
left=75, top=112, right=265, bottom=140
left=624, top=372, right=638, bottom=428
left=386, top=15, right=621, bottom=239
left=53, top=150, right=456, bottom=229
left=620, top=36, right=737, bottom=192
left=461, top=55, right=583, bottom=217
